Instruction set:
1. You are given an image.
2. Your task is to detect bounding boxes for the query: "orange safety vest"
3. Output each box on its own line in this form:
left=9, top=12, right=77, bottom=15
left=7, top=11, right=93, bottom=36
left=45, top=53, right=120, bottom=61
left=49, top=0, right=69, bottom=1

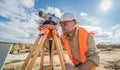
left=61, top=26, right=96, bottom=70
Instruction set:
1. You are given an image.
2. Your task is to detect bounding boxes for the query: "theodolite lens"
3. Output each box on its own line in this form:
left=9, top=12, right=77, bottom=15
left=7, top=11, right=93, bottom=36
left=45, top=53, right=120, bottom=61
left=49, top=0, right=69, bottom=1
left=39, top=11, right=43, bottom=17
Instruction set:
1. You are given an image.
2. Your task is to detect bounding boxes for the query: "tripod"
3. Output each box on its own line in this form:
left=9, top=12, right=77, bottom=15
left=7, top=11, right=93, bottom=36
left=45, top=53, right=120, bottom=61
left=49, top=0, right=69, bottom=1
left=21, top=25, right=66, bottom=70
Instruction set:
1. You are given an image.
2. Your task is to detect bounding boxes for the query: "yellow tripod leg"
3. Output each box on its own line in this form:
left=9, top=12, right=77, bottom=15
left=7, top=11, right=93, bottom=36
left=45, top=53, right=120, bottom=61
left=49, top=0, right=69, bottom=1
left=21, top=35, right=41, bottom=70
left=58, top=37, right=66, bottom=63
left=40, top=46, right=45, bottom=70
left=27, top=34, right=48, bottom=70
left=54, top=36, right=66, bottom=70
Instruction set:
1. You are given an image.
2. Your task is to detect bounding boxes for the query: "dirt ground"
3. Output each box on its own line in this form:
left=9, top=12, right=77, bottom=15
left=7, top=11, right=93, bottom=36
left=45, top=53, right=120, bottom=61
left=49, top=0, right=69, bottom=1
left=2, top=49, right=120, bottom=70
left=97, top=49, right=120, bottom=70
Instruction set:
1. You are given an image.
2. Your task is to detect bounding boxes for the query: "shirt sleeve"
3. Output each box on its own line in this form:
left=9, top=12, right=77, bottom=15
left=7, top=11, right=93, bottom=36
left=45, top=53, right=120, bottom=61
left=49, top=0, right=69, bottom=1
left=86, top=34, right=100, bottom=66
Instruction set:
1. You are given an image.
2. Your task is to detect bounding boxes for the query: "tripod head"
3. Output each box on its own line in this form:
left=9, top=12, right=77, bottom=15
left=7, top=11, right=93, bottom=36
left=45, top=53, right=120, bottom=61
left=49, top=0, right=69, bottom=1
left=39, top=25, right=59, bottom=38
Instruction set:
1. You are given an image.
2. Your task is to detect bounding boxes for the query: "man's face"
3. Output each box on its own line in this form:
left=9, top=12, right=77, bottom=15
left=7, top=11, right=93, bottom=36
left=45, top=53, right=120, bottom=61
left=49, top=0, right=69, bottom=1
left=60, top=20, right=75, bottom=34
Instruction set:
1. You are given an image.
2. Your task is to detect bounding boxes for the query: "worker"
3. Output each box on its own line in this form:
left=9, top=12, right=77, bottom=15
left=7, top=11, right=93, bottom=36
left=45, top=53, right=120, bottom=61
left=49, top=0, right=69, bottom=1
left=60, top=13, right=100, bottom=70
left=38, top=12, right=100, bottom=70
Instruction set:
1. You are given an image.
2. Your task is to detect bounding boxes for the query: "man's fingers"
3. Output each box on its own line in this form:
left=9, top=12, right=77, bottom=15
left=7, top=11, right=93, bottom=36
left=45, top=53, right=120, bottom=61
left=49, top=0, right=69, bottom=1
left=65, top=63, right=73, bottom=70
left=65, top=64, right=70, bottom=70
left=39, top=30, right=45, bottom=35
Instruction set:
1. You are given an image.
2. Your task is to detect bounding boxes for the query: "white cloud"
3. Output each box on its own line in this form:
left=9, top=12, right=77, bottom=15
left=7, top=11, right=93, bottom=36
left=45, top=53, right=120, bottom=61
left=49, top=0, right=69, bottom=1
left=42, top=6, right=63, bottom=18
left=0, top=0, right=39, bottom=43
left=0, top=0, right=119, bottom=45
left=18, top=0, right=35, bottom=8
left=0, top=1, right=63, bottom=43
left=0, top=23, right=29, bottom=38
left=83, top=26, right=120, bottom=44
left=0, top=0, right=26, bottom=20
left=81, top=25, right=120, bottom=44
left=80, top=12, right=88, bottom=17
left=111, top=24, right=120, bottom=30
left=110, top=24, right=120, bottom=39
left=80, top=12, right=100, bottom=26
left=80, top=12, right=120, bottom=44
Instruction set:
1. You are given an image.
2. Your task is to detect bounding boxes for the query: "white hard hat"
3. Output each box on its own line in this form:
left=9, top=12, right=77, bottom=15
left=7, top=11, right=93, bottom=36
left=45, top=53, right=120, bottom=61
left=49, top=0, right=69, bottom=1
left=60, top=12, right=78, bottom=24
left=60, top=13, right=76, bottom=21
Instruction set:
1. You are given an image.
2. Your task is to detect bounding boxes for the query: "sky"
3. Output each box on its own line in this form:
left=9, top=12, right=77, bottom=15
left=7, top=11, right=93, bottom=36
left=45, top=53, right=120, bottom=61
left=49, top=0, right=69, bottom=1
left=0, top=0, right=120, bottom=44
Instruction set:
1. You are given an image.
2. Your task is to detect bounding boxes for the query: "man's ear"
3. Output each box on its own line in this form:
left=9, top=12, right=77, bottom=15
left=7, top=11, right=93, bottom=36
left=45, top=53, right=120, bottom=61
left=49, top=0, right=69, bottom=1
left=72, top=22, right=76, bottom=27
left=75, top=20, right=79, bottom=24
left=73, top=19, right=78, bottom=24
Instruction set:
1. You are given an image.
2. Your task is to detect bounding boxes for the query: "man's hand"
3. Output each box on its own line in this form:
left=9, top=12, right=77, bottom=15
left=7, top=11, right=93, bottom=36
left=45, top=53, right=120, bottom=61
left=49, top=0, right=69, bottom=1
left=38, top=20, right=44, bottom=30
left=65, top=63, right=79, bottom=70
left=38, top=20, right=46, bottom=35
left=65, top=60, right=95, bottom=70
